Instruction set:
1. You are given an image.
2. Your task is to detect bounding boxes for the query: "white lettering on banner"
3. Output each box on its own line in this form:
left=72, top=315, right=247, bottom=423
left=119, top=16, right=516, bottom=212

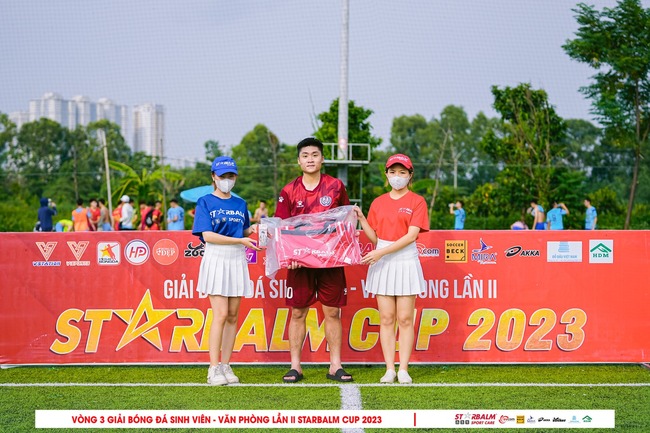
left=419, top=276, right=498, bottom=299
left=163, top=274, right=203, bottom=299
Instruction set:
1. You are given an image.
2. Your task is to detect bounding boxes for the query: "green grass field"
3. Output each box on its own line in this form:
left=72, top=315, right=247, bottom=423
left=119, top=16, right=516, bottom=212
left=2, top=364, right=649, bottom=432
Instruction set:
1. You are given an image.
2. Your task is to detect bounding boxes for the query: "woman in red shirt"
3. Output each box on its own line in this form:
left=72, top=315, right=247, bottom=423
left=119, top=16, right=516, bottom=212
left=355, top=154, right=429, bottom=384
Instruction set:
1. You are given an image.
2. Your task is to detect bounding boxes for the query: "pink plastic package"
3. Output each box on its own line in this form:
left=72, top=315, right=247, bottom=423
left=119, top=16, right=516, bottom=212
left=264, top=205, right=361, bottom=278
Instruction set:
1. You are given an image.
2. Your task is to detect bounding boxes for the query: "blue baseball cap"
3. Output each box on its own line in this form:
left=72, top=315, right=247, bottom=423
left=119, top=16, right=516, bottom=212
left=211, top=156, right=238, bottom=176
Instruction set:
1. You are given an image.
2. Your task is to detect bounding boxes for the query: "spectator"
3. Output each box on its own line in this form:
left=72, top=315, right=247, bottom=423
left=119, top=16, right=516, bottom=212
left=71, top=199, right=90, bottom=232
left=97, top=198, right=112, bottom=231
left=528, top=199, right=546, bottom=230
left=584, top=198, right=598, bottom=230
left=119, top=195, right=134, bottom=230
left=547, top=201, right=570, bottom=230
left=88, top=199, right=101, bottom=231
left=251, top=200, right=269, bottom=223
left=448, top=201, right=465, bottom=230
left=37, top=198, right=57, bottom=232
left=167, top=199, right=185, bottom=230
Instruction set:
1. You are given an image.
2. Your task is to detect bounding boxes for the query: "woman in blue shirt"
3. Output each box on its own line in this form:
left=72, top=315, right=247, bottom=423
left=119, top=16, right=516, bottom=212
left=193, top=156, right=259, bottom=386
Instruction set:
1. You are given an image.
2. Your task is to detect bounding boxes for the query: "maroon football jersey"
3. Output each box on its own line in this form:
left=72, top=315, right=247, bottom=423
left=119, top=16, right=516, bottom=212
left=275, top=174, right=349, bottom=218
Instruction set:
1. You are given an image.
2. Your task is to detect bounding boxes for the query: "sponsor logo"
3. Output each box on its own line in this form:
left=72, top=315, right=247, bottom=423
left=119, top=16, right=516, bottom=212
left=319, top=196, right=332, bottom=206
left=66, top=241, right=90, bottom=266
left=278, top=196, right=284, bottom=203
left=516, top=415, right=525, bottom=424
left=527, top=416, right=536, bottom=424
left=589, top=240, right=613, bottom=264
left=416, top=243, right=440, bottom=257
left=582, top=416, right=592, bottom=423
left=152, top=239, right=179, bottom=265
left=184, top=242, right=205, bottom=258
left=296, top=200, right=304, bottom=208
left=547, top=241, right=582, bottom=262
left=499, top=416, right=514, bottom=424
left=33, top=241, right=61, bottom=267
left=445, top=240, right=467, bottom=263
left=97, top=242, right=120, bottom=265
left=553, top=417, right=567, bottom=423
left=538, top=417, right=551, bottom=422
left=505, top=245, right=540, bottom=258
left=569, top=416, right=580, bottom=423
left=455, top=413, right=471, bottom=425
left=125, top=240, right=150, bottom=265
left=398, top=207, right=413, bottom=215
left=471, top=238, right=497, bottom=264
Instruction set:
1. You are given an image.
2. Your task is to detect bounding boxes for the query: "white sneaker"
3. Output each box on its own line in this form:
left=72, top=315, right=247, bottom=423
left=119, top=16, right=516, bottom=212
left=380, top=369, right=396, bottom=383
left=397, top=369, right=412, bottom=384
left=221, top=364, right=240, bottom=384
left=207, top=365, right=227, bottom=386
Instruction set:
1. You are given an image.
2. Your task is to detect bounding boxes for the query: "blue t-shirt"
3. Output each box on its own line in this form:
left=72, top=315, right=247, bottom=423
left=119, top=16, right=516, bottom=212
left=546, top=207, right=567, bottom=230
left=454, top=208, right=466, bottom=230
left=192, top=194, right=250, bottom=242
left=167, top=206, right=185, bottom=230
left=585, top=206, right=597, bottom=229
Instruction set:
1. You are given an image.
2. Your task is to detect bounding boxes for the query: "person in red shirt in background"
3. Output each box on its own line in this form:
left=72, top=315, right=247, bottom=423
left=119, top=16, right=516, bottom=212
left=88, top=198, right=101, bottom=231
left=355, top=154, right=429, bottom=384
left=274, top=137, right=353, bottom=384
left=112, top=201, right=123, bottom=231
left=139, top=202, right=152, bottom=231
left=150, top=201, right=163, bottom=230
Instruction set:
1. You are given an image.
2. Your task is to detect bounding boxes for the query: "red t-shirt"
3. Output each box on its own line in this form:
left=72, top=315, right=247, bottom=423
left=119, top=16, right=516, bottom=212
left=367, top=191, right=429, bottom=241
left=275, top=174, right=349, bottom=218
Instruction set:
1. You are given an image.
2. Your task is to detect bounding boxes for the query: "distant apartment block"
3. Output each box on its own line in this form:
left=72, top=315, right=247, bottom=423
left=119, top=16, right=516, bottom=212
left=11, top=92, right=140, bottom=154
left=133, top=103, right=165, bottom=158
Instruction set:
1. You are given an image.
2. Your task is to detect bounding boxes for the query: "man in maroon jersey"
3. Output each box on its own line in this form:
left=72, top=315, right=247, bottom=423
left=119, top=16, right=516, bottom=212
left=275, top=137, right=353, bottom=383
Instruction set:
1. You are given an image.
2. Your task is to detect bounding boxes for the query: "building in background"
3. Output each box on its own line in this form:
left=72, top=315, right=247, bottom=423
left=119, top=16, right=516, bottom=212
left=11, top=92, right=131, bottom=148
left=133, top=103, right=165, bottom=158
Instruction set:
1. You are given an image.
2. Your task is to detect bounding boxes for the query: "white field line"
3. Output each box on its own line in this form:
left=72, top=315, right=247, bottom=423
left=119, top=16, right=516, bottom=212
left=340, top=384, right=364, bottom=433
left=1, top=382, right=649, bottom=387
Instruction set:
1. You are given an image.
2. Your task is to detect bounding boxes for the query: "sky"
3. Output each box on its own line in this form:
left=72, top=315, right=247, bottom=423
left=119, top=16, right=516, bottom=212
left=0, top=0, right=636, bottom=165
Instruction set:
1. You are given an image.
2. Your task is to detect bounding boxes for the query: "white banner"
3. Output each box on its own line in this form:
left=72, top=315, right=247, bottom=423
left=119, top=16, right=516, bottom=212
left=35, top=409, right=615, bottom=429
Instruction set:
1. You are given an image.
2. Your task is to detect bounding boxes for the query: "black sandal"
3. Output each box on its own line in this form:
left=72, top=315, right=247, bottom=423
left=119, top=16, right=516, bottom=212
left=282, top=369, right=304, bottom=383
left=326, top=368, right=353, bottom=382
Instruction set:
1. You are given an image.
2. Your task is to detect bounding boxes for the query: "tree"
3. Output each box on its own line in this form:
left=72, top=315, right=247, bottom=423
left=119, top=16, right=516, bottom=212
left=231, top=124, right=296, bottom=206
left=313, top=98, right=382, bottom=207
left=109, top=160, right=183, bottom=206
left=204, top=139, right=223, bottom=162
left=481, top=83, right=566, bottom=208
left=8, top=118, right=66, bottom=199
left=563, top=0, right=650, bottom=228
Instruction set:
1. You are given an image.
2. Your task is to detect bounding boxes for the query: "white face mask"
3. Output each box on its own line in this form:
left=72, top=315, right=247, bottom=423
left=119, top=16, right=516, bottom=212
left=388, top=175, right=409, bottom=190
left=216, top=178, right=235, bottom=194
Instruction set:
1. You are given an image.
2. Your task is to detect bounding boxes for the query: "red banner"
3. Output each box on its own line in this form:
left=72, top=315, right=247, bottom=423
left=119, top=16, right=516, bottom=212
left=1, top=230, right=648, bottom=365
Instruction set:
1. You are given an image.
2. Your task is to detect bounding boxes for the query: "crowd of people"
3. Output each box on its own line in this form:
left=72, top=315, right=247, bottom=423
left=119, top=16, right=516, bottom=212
left=36, top=195, right=188, bottom=232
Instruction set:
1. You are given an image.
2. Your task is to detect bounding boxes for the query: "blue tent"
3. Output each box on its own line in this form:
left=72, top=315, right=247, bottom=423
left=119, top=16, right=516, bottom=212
left=179, top=185, right=243, bottom=203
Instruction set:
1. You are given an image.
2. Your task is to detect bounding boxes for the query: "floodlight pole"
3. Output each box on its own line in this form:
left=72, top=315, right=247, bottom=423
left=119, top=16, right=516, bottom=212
left=98, top=129, right=113, bottom=218
left=337, top=0, right=349, bottom=186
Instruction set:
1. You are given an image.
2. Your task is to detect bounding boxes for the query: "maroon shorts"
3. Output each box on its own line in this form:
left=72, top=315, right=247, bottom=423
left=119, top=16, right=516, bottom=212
left=285, top=267, right=347, bottom=308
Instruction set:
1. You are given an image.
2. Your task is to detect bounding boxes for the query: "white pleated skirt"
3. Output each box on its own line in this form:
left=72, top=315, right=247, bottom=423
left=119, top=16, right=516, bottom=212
left=197, top=242, right=252, bottom=297
left=365, top=239, right=426, bottom=296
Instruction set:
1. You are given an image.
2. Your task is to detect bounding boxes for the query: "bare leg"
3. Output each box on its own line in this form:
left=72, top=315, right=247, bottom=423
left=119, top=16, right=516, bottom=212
left=396, top=295, right=416, bottom=371
left=376, top=295, right=397, bottom=372
left=288, top=307, right=308, bottom=373
left=322, top=305, right=343, bottom=374
left=208, top=295, right=228, bottom=366
left=219, top=296, right=242, bottom=364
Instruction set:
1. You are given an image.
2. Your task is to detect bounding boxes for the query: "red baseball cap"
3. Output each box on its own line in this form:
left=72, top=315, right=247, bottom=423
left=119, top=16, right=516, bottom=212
left=386, top=154, right=413, bottom=170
